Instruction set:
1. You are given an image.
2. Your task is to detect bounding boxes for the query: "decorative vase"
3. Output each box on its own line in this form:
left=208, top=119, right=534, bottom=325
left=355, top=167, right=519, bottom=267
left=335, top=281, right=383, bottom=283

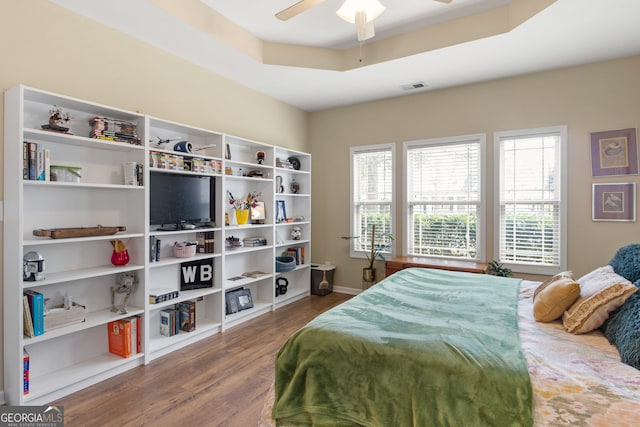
left=111, top=249, right=130, bottom=266
left=235, top=209, right=250, bottom=225
left=362, top=267, right=376, bottom=283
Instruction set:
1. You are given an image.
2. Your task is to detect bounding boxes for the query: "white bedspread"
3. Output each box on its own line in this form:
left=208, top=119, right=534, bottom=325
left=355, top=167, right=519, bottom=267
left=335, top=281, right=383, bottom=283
left=519, top=280, right=640, bottom=426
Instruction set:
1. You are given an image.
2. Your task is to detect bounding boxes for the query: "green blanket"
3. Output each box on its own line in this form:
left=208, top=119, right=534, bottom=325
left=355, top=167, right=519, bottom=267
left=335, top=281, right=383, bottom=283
left=273, top=268, right=533, bottom=427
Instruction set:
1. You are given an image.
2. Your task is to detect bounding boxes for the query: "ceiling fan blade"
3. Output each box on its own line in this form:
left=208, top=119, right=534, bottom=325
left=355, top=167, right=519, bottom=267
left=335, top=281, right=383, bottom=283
left=433, top=0, right=453, bottom=3
left=275, top=0, right=326, bottom=21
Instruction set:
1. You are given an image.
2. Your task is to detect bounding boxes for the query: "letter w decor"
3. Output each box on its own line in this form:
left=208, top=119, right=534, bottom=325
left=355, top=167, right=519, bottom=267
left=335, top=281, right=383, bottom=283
left=180, top=259, right=214, bottom=290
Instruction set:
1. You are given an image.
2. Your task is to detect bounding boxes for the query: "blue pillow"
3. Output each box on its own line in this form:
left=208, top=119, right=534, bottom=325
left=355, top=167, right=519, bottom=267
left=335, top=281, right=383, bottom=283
left=601, top=290, right=640, bottom=370
left=609, top=243, right=640, bottom=283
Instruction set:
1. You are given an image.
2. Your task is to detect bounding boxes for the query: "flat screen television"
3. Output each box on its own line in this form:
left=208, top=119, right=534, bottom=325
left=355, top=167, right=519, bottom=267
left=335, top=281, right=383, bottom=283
left=150, top=173, right=215, bottom=230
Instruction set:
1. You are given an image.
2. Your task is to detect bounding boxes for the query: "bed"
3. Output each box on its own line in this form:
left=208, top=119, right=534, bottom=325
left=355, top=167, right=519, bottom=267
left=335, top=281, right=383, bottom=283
left=267, top=263, right=640, bottom=426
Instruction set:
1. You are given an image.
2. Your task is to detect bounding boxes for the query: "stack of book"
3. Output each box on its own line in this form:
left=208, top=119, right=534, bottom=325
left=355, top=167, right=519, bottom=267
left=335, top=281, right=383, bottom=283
left=23, top=350, right=29, bottom=395
left=149, top=289, right=179, bottom=304
left=196, top=231, right=216, bottom=254
left=243, top=236, right=267, bottom=247
left=107, top=316, right=141, bottom=358
left=23, top=141, right=51, bottom=181
left=282, top=247, right=305, bottom=265
left=160, top=300, right=196, bottom=336
left=23, top=290, right=44, bottom=337
left=89, top=117, right=140, bottom=145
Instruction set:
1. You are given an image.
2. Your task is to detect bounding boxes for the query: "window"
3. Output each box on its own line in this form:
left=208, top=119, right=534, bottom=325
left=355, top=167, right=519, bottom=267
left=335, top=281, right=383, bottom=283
left=350, top=144, right=395, bottom=259
left=494, top=126, right=567, bottom=275
left=404, top=135, right=485, bottom=260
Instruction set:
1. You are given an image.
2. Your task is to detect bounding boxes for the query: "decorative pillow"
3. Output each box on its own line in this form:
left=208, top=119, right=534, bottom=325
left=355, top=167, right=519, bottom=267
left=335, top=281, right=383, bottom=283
left=533, top=271, right=575, bottom=300
left=601, top=292, right=640, bottom=370
left=533, top=277, right=581, bottom=322
left=609, top=243, right=640, bottom=283
left=562, top=265, right=638, bottom=334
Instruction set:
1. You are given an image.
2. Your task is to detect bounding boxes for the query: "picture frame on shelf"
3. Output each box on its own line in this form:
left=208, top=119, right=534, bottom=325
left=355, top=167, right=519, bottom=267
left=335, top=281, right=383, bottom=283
left=590, top=128, right=638, bottom=177
left=276, top=200, right=287, bottom=223
left=592, top=182, right=636, bottom=222
left=251, top=201, right=266, bottom=224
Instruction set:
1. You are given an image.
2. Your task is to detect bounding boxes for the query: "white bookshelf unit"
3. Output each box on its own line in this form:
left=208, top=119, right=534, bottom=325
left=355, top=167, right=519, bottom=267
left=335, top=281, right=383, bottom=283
left=3, top=85, right=312, bottom=405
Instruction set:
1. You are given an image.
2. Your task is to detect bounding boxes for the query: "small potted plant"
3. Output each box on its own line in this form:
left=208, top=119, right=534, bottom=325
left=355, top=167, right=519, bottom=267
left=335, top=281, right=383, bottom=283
left=488, top=260, right=513, bottom=277
left=343, top=224, right=394, bottom=285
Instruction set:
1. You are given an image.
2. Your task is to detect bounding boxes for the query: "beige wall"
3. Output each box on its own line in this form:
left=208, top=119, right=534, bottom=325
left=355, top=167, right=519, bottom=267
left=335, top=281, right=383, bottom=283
left=309, top=56, right=640, bottom=289
left=2, top=0, right=639, bottom=400
left=0, top=1, right=308, bottom=391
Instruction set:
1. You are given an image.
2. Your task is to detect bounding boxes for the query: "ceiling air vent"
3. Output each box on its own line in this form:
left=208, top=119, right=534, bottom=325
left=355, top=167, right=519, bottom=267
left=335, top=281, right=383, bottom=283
left=400, top=81, right=427, bottom=91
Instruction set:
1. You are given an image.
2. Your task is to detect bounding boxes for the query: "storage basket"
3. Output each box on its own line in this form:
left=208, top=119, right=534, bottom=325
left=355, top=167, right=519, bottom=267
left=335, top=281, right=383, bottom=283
left=173, top=242, right=197, bottom=258
left=276, top=256, right=296, bottom=272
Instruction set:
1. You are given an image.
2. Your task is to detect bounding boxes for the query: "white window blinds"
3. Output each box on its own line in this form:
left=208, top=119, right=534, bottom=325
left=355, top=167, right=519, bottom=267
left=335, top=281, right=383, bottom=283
left=405, top=136, right=483, bottom=259
left=351, top=145, right=394, bottom=256
left=496, top=127, right=566, bottom=273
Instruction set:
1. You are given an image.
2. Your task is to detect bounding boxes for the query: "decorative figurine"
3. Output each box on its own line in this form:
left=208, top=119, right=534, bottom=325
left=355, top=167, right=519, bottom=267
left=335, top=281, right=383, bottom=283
left=256, top=151, right=265, bottom=164
left=288, top=156, right=301, bottom=170
left=111, top=272, right=138, bottom=314
left=291, top=226, right=301, bottom=240
left=42, top=105, right=72, bottom=133
left=276, top=176, right=284, bottom=193
left=23, top=251, right=45, bottom=281
left=290, top=179, right=300, bottom=194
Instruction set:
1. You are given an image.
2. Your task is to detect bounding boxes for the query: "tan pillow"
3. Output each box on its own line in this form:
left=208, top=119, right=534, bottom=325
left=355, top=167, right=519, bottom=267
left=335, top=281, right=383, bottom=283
left=563, top=265, right=638, bottom=334
left=534, top=271, right=575, bottom=300
left=533, top=277, right=581, bottom=322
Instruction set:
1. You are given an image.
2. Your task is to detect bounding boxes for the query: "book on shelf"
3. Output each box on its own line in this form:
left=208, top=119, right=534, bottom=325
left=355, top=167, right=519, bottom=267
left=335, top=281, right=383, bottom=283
left=22, top=142, right=28, bottom=180
left=149, top=289, right=179, bottom=304
left=132, top=315, right=142, bottom=353
left=285, top=247, right=304, bottom=265
left=23, top=290, right=44, bottom=336
left=197, top=231, right=216, bottom=254
left=107, top=319, right=132, bottom=358
left=23, top=295, right=35, bottom=337
left=177, top=300, right=196, bottom=332
left=28, top=141, right=37, bottom=180
left=23, top=350, right=30, bottom=395
left=160, top=308, right=179, bottom=337
left=150, top=236, right=157, bottom=262
left=125, top=316, right=141, bottom=355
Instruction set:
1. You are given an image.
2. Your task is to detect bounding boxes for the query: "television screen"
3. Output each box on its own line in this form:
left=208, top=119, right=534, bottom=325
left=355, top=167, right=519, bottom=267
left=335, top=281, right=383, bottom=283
left=150, top=173, right=215, bottom=229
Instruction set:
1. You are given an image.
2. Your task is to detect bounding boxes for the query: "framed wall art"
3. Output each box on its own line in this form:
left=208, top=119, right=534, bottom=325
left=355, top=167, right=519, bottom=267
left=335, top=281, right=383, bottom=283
left=590, top=128, right=638, bottom=177
left=592, top=182, right=636, bottom=222
left=276, top=200, right=287, bottom=223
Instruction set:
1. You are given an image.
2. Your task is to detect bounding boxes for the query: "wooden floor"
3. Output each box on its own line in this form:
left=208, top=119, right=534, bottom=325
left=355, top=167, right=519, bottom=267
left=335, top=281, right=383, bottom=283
left=56, top=292, right=351, bottom=427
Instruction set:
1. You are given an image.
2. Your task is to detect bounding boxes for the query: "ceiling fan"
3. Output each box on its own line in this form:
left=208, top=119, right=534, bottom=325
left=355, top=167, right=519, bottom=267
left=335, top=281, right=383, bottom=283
left=275, top=0, right=453, bottom=22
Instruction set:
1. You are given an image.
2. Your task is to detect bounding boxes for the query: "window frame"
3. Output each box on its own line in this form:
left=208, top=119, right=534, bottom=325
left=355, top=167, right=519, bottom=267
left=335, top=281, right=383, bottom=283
left=349, top=143, right=396, bottom=260
left=402, top=134, right=486, bottom=262
left=493, top=125, right=568, bottom=275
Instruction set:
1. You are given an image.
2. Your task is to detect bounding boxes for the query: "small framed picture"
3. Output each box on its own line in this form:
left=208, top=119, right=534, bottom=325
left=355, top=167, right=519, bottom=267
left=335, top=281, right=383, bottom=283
left=276, top=200, right=287, bottom=223
left=251, top=201, right=266, bottom=224
left=590, top=128, right=638, bottom=177
left=592, top=182, right=636, bottom=222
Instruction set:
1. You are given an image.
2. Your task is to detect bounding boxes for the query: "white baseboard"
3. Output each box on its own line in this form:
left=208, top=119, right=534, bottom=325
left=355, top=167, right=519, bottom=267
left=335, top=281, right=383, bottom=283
left=332, top=285, right=361, bottom=295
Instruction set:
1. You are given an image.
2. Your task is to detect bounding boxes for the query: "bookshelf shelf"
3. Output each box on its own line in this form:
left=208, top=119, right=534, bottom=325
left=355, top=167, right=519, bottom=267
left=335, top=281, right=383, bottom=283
left=149, top=253, right=221, bottom=269
left=148, top=318, right=221, bottom=354
left=23, top=128, right=145, bottom=153
left=24, top=306, right=145, bottom=345
left=25, top=353, right=144, bottom=405
left=22, top=264, right=145, bottom=288
left=23, top=232, right=145, bottom=247
left=4, top=84, right=311, bottom=406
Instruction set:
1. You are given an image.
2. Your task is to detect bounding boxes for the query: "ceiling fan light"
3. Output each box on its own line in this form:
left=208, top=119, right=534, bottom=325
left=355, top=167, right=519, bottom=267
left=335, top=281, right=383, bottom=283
left=355, top=11, right=375, bottom=41
left=337, top=0, right=386, bottom=24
